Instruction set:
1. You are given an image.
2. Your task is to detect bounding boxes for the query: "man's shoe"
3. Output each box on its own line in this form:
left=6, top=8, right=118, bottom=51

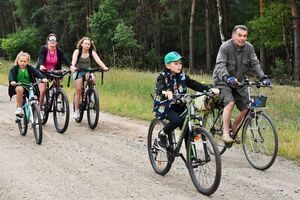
left=158, top=131, right=167, bottom=148
left=222, top=133, right=234, bottom=144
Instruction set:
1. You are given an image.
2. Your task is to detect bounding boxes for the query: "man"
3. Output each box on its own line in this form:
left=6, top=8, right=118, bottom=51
left=213, top=25, right=270, bottom=143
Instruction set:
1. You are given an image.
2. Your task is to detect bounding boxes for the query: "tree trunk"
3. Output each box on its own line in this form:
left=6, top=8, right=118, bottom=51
left=205, top=0, right=211, bottom=72
left=189, top=0, right=196, bottom=71
left=179, top=0, right=184, bottom=56
left=290, top=0, right=300, bottom=80
left=259, top=0, right=267, bottom=72
left=216, top=0, right=225, bottom=43
left=282, top=11, right=292, bottom=77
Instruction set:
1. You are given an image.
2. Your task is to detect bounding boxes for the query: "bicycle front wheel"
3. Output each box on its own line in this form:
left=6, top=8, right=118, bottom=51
left=242, top=112, right=278, bottom=170
left=147, top=118, right=172, bottom=175
left=53, top=89, right=70, bottom=133
left=32, top=104, right=43, bottom=145
left=17, top=106, right=28, bottom=136
left=87, top=88, right=99, bottom=129
left=203, top=108, right=227, bottom=155
left=187, top=128, right=221, bottom=195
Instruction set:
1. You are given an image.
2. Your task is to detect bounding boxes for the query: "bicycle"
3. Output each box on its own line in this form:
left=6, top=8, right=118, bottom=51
left=148, top=92, right=221, bottom=195
left=202, top=80, right=278, bottom=170
left=15, top=81, right=43, bottom=144
left=73, top=68, right=103, bottom=129
left=41, top=69, right=71, bottom=134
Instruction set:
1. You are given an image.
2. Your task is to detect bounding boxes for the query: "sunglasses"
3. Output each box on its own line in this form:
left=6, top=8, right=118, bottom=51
left=48, top=38, right=57, bottom=42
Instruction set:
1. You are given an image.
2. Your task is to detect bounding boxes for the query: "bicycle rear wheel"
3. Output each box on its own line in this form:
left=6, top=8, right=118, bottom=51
left=53, top=89, right=70, bottom=133
left=17, top=106, right=28, bottom=136
left=32, top=104, right=43, bottom=145
left=242, top=112, right=278, bottom=170
left=187, top=128, right=221, bottom=195
left=87, top=88, right=99, bottom=129
left=42, top=88, right=50, bottom=125
left=203, top=108, right=227, bottom=155
left=147, top=118, right=172, bottom=175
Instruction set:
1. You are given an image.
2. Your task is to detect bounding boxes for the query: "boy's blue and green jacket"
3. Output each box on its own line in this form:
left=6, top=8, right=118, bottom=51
left=153, top=69, right=209, bottom=119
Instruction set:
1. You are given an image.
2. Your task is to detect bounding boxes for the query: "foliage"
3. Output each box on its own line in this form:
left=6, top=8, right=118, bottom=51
left=247, top=2, right=292, bottom=49
left=271, top=57, right=287, bottom=77
left=0, top=27, right=41, bottom=60
left=89, top=0, right=119, bottom=53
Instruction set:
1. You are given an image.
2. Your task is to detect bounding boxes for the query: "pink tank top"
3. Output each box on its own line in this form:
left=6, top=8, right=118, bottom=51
left=45, top=48, right=58, bottom=71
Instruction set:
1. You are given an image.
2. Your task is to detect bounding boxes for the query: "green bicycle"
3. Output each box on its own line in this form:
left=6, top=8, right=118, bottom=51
left=15, top=81, right=43, bottom=144
left=148, top=92, right=221, bottom=195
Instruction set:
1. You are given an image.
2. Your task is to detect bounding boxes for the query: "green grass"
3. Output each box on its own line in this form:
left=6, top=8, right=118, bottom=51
left=1, top=59, right=300, bottom=164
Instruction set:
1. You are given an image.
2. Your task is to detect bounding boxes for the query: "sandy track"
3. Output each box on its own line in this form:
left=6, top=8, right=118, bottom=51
left=0, top=85, right=299, bottom=200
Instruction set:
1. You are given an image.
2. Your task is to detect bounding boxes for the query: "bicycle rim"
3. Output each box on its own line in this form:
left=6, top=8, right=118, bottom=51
left=53, top=90, right=70, bottom=133
left=87, top=89, right=99, bottom=129
left=242, top=112, right=278, bottom=170
left=203, top=109, right=226, bottom=155
left=32, top=104, right=43, bottom=145
left=187, top=128, right=221, bottom=195
left=147, top=119, right=172, bottom=175
left=17, top=106, right=28, bottom=136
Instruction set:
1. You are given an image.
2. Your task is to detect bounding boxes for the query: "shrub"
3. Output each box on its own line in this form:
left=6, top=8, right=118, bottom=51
left=0, top=27, right=41, bottom=60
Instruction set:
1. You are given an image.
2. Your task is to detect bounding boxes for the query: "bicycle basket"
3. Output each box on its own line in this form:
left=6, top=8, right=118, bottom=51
left=250, top=95, right=267, bottom=107
left=194, top=95, right=214, bottom=113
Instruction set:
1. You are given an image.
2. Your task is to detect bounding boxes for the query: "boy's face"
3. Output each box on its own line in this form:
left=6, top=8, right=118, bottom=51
left=18, top=56, right=29, bottom=69
left=166, top=60, right=182, bottom=74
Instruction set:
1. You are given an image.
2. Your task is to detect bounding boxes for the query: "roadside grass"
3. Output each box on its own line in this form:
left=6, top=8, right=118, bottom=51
left=1, top=59, right=299, bottom=164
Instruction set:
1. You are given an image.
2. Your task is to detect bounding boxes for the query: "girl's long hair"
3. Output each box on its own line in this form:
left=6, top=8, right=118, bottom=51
left=76, top=37, right=96, bottom=51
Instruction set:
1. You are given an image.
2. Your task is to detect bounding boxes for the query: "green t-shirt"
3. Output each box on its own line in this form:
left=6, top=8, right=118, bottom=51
left=17, top=68, right=30, bottom=84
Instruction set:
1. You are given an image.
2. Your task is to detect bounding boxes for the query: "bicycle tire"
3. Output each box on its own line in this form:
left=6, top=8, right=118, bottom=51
left=53, top=89, right=70, bottom=133
left=32, top=103, right=43, bottom=145
left=42, top=89, right=50, bottom=125
left=87, top=88, right=99, bottom=129
left=203, top=108, right=227, bottom=155
left=147, top=118, right=172, bottom=175
left=186, top=128, right=221, bottom=195
left=17, top=106, right=28, bottom=136
left=73, top=93, right=84, bottom=123
left=242, top=112, right=278, bottom=170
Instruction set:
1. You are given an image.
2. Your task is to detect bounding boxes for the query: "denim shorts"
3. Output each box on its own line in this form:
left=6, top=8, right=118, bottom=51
left=73, top=67, right=91, bottom=80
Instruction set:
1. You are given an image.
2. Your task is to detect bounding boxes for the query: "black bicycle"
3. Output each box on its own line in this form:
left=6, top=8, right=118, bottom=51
left=41, top=69, right=71, bottom=134
left=73, top=68, right=103, bottom=129
left=15, top=81, right=43, bottom=144
left=148, top=92, right=221, bottom=195
left=203, top=80, right=278, bottom=170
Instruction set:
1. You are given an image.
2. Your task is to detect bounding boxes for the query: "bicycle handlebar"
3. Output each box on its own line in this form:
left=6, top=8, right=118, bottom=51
left=237, top=79, right=272, bottom=89
left=43, top=69, right=71, bottom=87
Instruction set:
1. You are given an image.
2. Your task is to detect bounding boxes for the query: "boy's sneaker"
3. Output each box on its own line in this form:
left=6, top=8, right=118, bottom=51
left=222, top=133, right=234, bottom=144
left=157, top=131, right=167, bottom=148
left=15, top=107, right=22, bottom=116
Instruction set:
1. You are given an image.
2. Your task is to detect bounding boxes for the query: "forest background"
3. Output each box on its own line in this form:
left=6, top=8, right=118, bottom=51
left=0, top=0, right=300, bottom=82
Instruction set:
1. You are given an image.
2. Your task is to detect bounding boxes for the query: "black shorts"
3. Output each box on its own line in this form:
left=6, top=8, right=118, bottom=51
left=220, top=86, right=249, bottom=111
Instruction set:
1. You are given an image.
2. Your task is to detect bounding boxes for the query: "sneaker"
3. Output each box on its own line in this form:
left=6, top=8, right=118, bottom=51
left=157, top=131, right=167, bottom=148
left=15, top=107, right=22, bottom=116
left=73, top=111, right=80, bottom=119
left=222, top=133, right=234, bottom=144
left=40, top=110, right=44, bottom=120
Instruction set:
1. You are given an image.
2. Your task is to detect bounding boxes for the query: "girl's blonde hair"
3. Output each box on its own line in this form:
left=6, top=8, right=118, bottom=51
left=76, top=37, right=96, bottom=51
left=14, top=51, right=31, bottom=65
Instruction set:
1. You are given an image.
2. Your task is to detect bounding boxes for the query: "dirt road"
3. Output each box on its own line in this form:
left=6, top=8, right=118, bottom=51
left=0, top=84, right=299, bottom=200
